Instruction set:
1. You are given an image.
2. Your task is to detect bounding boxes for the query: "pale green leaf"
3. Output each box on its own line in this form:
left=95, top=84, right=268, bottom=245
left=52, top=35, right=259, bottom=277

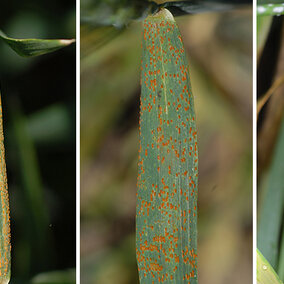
left=257, top=15, right=272, bottom=54
left=257, top=249, right=283, bottom=284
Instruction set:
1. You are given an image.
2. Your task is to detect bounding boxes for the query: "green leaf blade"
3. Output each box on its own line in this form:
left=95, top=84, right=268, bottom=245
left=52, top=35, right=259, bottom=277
left=0, top=94, right=11, bottom=284
left=258, top=115, right=284, bottom=269
left=0, top=30, right=74, bottom=57
left=136, top=8, right=198, bottom=283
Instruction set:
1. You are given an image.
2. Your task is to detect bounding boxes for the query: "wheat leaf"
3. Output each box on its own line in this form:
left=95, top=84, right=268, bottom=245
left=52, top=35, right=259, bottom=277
left=257, top=249, right=283, bottom=284
left=0, top=30, right=75, bottom=57
left=258, top=115, right=284, bottom=269
left=136, top=8, right=198, bottom=283
left=0, top=94, right=11, bottom=284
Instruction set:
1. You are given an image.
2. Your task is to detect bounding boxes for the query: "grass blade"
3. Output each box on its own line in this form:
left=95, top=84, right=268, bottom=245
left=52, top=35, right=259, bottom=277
left=136, top=8, right=198, bottom=283
left=279, top=225, right=284, bottom=281
left=0, top=94, right=11, bottom=284
left=258, top=115, right=284, bottom=269
left=257, top=15, right=272, bottom=54
left=0, top=30, right=74, bottom=57
left=257, top=249, right=283, bottom=284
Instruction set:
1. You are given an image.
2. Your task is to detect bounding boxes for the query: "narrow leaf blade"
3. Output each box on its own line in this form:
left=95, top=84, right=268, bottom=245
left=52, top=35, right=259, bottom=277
left=0, top=94, right=11, bottom=284
left=136, top=8, right=198, bottom=283
left=258, top=115, right=284, bottom=269
left=0, top=30, right=75, bottom=57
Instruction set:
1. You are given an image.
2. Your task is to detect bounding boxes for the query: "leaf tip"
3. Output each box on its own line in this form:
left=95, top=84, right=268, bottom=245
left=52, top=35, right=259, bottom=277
left=59, top=39, right=75, bottom=46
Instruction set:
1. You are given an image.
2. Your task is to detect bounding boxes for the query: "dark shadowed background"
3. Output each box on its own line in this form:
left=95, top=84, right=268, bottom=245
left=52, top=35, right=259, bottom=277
left=0, top=1, right=76, bottom=283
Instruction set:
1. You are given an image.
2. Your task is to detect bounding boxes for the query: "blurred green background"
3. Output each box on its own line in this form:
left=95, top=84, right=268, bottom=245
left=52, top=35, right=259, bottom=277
left=81, top=5, right=252, bottom=284
left=0, top=1, right=76, bottom=283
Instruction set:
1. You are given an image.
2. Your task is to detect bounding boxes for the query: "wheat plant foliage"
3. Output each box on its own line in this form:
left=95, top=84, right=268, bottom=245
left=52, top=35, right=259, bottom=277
left=136, top=8, right=198, bottom=283
left=0, top=30, right=74, bottom=57
left=257, top=249, right=283, bottom=284
left=0, top=95, right=10, bottom=284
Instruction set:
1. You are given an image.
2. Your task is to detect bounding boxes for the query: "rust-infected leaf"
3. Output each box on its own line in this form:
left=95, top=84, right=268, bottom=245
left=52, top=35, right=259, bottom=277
left=0, top=95, right=11, bottom=284
left=136, top=8, right=198, bottom=283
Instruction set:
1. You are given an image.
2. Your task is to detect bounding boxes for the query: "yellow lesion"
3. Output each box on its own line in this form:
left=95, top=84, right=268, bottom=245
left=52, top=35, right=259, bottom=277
left=0, top=95, right=11, bottom=284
